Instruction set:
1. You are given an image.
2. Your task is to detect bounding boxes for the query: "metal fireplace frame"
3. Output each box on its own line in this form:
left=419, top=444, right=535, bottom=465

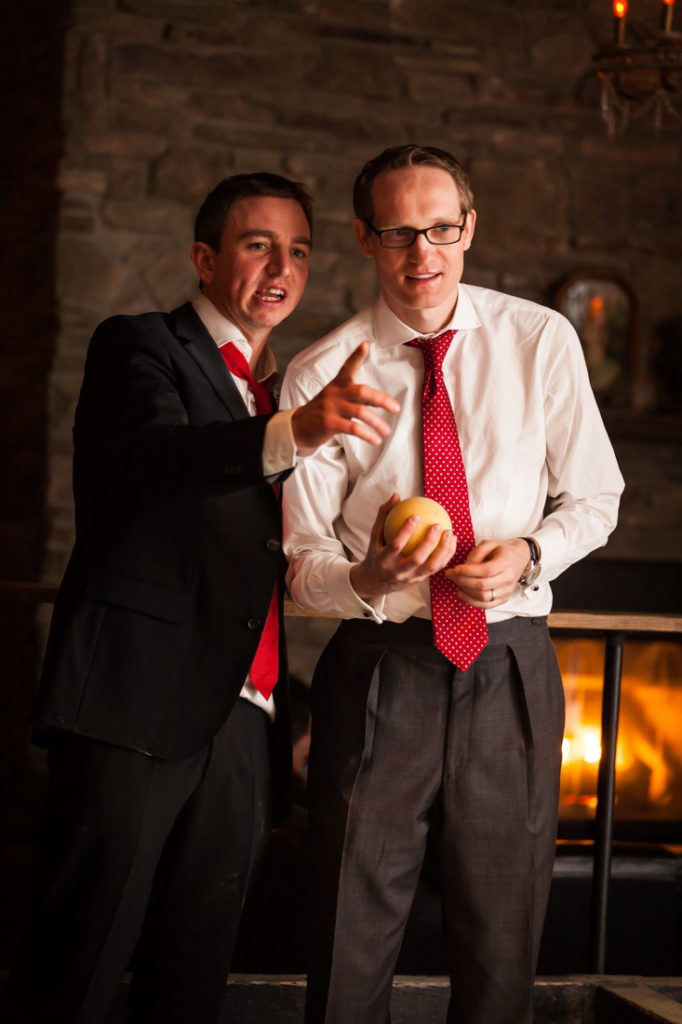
left=549, top=609, right=682, bottom=972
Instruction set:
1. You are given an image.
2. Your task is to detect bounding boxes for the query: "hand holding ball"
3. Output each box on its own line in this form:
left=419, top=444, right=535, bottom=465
left=383, top=497, right=452, bottom=555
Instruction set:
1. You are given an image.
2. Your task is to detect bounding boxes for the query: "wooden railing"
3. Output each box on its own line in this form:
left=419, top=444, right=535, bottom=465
left=2, top=581, right=681, bottom=974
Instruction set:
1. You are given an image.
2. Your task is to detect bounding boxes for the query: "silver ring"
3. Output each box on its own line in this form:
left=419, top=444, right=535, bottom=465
left=490, top=589, right=496, bottom=602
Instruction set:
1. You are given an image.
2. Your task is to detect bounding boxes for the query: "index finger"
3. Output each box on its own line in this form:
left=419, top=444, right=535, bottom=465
left=334, top=342, right=369, bottom=387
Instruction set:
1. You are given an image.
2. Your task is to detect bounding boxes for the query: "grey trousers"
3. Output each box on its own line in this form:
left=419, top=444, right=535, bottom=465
left=304, top=616, right=565, bottom=1024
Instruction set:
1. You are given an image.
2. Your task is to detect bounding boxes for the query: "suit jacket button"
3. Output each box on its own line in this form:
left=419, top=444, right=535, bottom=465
left=266, top=538, right=281, bottom=552
left=247, top=618, right=261, bottom=630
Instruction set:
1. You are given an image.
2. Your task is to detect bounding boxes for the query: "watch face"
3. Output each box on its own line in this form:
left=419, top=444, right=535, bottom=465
left=525, top=563, right=541, bottom=586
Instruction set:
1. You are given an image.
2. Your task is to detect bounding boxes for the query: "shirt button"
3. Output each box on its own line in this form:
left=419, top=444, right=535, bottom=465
left=247, top=618, right=261, bottom=630
left=266, top=538, right=281, bottom=552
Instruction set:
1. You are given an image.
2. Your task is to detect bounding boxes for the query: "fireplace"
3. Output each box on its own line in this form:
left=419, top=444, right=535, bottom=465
left=554, top=634, right=682, bottom=841
left=528, top=557, right=682, bottom=975
left=551, top=557, right=682, bottom=843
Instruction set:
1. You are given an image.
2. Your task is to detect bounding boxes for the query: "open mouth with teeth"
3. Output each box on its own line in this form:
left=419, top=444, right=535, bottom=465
left=256, top=287, right=286, bottom=303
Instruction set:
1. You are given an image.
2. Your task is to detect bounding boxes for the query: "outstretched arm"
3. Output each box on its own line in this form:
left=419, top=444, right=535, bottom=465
left=291, top=342, right=400, bottom=454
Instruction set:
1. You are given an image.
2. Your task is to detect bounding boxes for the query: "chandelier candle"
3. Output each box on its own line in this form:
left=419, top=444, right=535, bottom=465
left=662, top=0, right=676, bottom=34
left=613, top=0, right=628, bottom=44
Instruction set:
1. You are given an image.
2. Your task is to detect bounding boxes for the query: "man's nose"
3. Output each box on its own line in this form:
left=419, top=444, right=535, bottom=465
left=408, top=232, right=432, bottom=257
left=267, top=247, right=291, bottom=276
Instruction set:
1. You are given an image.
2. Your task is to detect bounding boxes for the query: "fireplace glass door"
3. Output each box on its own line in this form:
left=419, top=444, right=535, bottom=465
left=554, top=636, right=682, bottom=842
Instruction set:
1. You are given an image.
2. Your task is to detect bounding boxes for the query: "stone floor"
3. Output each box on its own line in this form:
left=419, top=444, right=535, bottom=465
left=4, top=971, right=682, bottom=1022
left=105, top=974, right=682, bottom=1024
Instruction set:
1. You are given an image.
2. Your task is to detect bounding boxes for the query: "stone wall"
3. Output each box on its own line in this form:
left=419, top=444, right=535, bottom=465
left=45, top=0, right=682, bottom=578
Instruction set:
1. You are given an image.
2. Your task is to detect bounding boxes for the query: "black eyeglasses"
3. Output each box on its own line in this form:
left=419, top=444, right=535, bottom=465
left=364, top=214, right=468, bottom=249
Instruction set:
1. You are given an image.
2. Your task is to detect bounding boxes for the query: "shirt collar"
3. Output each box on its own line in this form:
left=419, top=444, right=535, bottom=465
left=192, top=293, right=278, bottom=384
left=371, top=283, right=481, bottom=348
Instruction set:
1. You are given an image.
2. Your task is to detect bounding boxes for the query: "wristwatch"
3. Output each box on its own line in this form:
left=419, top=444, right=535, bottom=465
left=519, top=536, right=541, bottom=586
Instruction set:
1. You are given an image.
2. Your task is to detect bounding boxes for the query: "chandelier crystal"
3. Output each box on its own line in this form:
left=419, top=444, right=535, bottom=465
left=584, top=0, right=682, bottom=133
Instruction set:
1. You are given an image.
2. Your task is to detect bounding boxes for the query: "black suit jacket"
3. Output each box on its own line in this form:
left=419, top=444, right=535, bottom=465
left=34, top=302, right=291, bottom=799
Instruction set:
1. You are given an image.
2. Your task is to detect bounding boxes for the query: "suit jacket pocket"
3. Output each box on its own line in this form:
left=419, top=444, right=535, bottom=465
left=85, top=573, right=191, bottom=623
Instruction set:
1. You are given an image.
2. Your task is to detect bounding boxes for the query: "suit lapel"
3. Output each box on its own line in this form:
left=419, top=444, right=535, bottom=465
left=169, top=301, right=250, bottom=420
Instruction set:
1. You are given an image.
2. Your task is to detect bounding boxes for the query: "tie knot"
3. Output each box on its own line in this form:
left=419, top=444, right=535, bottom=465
left=406, top=329, right=456, bottom=371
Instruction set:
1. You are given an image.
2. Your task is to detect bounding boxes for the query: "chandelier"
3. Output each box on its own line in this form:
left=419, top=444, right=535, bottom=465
left=586, top=0, right=682, bottom=133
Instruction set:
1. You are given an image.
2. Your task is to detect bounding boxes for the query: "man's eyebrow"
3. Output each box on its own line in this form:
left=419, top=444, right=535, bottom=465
left=385, top=216, right=461, bottom=227
left=240, top=229, right=312, bottom=247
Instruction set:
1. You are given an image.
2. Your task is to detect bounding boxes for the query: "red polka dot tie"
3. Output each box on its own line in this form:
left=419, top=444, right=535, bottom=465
left=407, top=330, right=488, bottom=671
left=220, top=342, right=279, bottom=700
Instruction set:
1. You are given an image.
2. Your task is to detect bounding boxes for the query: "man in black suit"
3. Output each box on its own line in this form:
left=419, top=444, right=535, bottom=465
left=4, top=172, right=399, bottom=1024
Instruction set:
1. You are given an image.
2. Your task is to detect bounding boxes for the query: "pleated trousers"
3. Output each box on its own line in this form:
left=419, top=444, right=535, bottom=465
left=304, top=615, right=565, bottom=1024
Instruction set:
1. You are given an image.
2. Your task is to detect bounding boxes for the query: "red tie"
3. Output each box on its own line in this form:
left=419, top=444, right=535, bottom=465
left=220, top=341, right=273, bottom=415
left=407, top=330, right=488, bottom=671
left=220, top=341, right=279, bottom=700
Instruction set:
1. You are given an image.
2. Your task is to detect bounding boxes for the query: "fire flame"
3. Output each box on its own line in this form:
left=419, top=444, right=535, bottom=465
left=563, top=727, right=602, bottom=766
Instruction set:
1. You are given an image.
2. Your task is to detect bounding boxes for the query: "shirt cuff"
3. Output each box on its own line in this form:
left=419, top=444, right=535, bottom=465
left=262, top=409, right=297, bottom=478
left=286, top=555, right=388, bottom=623
left=334, top=562, right=387, bottom=623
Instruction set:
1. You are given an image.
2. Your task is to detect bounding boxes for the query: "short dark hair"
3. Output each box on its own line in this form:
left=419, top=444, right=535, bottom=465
left=353, top=144, right=474, bottom=224
left=194, top=172, right=314, bottom=251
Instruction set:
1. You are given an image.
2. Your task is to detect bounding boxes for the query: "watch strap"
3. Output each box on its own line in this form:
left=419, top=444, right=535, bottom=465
left=519, top=536, right=541, bottom=586
left=521, top=536, right=540, bottom=564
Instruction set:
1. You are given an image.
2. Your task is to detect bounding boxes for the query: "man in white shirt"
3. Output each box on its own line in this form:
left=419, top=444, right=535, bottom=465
left=281, top=145, right=624, bottom=1024
left=4, top=172, right=398, bottom=1024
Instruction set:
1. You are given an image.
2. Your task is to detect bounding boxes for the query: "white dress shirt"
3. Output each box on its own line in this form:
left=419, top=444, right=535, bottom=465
left=280, top=284, right=624, bottom=625
left=193, top=294, right=298, bottom=718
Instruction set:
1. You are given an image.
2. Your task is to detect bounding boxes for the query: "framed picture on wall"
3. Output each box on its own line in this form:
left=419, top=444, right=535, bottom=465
left=554, top=271, right=638, bottom=410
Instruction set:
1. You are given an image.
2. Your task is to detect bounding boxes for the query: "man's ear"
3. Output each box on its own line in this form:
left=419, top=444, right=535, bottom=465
left=353, top=218, right=375, bottom=259
left=190, top=241, right=216, bottom=284
left=462, top=209, right=477, bottom=252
